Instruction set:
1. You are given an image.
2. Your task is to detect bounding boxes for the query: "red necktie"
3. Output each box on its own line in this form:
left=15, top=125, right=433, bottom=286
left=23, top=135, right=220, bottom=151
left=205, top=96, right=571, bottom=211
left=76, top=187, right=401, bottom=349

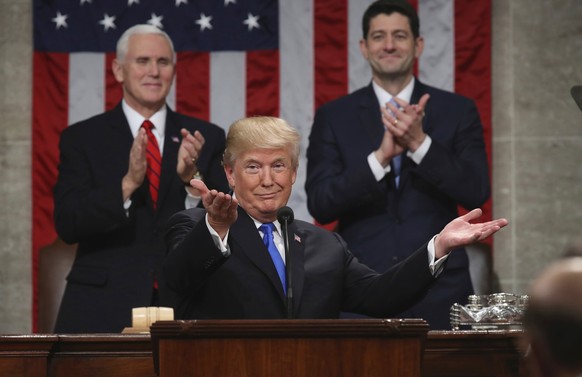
left=141, top=120, right=162, bottom=210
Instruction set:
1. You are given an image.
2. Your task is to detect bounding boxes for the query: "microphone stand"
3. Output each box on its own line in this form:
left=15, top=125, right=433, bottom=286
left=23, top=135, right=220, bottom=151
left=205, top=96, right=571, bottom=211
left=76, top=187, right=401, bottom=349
left=281, top=217, right=293, bottom=319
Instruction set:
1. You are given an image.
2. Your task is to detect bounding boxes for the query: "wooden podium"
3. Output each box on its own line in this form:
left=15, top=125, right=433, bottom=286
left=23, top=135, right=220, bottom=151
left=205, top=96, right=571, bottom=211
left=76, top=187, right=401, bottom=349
left=150, top=319, right=429, bottom=377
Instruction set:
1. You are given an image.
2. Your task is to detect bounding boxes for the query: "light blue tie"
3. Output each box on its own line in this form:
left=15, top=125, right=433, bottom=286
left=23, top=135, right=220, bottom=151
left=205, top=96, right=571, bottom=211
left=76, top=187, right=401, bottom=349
left=388, top=98, right=402, bottom=187
left=259, top=223, right=286, bottom=294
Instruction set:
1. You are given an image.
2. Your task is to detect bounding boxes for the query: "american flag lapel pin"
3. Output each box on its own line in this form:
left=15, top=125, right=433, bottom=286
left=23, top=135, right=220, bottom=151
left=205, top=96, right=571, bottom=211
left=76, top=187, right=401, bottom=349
left=294, top=234, right=301, bottom=244
left=171, top=136, right=180, bottom=143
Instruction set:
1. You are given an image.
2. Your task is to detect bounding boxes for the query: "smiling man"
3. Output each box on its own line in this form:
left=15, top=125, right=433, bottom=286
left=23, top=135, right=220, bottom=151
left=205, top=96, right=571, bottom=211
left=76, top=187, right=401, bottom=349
left=53, top=24, right=228, bottom=333
left=305, top=0, right=491, bottom=329
left=162, top=116, right=506, bottom=321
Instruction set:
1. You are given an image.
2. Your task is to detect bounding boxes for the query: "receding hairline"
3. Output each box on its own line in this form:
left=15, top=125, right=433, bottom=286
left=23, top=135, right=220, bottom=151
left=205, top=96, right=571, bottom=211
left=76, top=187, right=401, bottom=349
left=116, top=24, right=175, bottom=62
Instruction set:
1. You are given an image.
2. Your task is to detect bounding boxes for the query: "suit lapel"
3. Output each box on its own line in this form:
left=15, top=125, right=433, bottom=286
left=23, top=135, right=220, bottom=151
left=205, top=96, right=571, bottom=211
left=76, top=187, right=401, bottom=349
left=157, top=107, right=182, bottom=212
left=230, top=208, right=287, bottom=300
left=105, top=104, right=145, bottom=186
left=287, top=222, right=306, bottom=317
left=359, top=84, right=385, bottom=148
left=398, top=79, right=429, bottom=189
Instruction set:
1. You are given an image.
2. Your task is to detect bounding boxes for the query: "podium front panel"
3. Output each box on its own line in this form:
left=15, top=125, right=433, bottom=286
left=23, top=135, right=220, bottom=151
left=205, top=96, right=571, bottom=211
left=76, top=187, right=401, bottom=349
left=151, top=319, right=429, bottom=377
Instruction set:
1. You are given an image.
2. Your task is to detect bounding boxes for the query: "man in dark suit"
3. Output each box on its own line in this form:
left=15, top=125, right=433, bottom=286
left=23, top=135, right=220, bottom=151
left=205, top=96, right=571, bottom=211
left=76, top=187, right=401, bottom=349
left=305, top=0, right=490, bottom=329
left=53, top=24, right=228, bottom=333
left=163, top=116, right=506, bottom=320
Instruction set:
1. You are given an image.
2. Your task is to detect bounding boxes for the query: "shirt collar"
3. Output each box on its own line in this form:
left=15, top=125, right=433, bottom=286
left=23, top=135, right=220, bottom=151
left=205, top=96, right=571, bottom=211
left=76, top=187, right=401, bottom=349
left=372, top=77, right=415, bottom=107
left=250, top=215, right=282, bottom=236
left=122, top=99, right=167, bottom=138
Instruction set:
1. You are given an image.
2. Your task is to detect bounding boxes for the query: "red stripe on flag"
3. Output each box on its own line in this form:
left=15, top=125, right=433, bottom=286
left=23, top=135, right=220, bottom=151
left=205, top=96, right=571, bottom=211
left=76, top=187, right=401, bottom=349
left=314, top=0, right=348, bottom=109
left=313, top=0, right=348, bottom=230
left=454, top=0, right=493, bottom=227
left=105, top=52, right=123, bottom=111
left=246, top=50, right=280, bottom=117
left=176, top=52, right=210, bottom=120
left=32, top=52, right=69, bottom=332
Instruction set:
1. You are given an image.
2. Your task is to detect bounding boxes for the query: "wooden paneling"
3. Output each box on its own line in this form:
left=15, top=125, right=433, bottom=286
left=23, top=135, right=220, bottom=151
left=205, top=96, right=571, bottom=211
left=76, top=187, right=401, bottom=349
left=0, top=335, right=55, bottom=377
left=423, top=330, right=527, bottom=377
left=151, top=319, right=429, bottom=377
left=0, top=327, right=529, bottom=377
left=50, top=334, right=157, bottom=377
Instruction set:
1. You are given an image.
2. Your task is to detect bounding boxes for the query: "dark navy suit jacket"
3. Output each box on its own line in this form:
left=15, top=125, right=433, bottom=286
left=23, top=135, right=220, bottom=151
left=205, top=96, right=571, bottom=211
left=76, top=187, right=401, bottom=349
left=53, top=103, right=228, bottom=333
left=305, top=80, right=490, bottom=329
left=162, top=207, right=437, bottom=320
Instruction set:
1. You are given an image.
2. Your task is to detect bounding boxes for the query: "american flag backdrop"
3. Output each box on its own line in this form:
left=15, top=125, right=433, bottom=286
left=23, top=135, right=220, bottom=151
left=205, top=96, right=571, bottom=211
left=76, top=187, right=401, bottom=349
left=32, top=0, right=491, bottom=330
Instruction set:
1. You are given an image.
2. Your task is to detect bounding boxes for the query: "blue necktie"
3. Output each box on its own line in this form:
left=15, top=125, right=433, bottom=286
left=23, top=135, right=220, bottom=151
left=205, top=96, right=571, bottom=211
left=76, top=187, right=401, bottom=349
left=259, top=223, right=286, bottom=293
left=388, top=98, right=402, bottom=187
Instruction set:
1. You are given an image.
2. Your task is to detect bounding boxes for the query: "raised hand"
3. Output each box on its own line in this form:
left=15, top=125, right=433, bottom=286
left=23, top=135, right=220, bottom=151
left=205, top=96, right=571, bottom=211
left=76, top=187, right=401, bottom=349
left=122, top=127, right=148, bottom=201
left=383, top=93, right=430, bottom=152
left=189, top=179, right=238, bottom=239
left=434, top=208, right=508, bottom=258
left=177, top=128, right=205, bottom=183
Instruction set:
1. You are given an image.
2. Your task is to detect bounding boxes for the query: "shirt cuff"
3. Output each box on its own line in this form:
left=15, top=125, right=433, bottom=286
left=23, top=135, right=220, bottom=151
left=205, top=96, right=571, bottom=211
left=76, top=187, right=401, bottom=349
left=184, top=186, right=202, bottom=209
left=427, top=235, right=448, bottom=277
left=123, top=198, right=132, bottom=217
left=407, top=135, right=432, bottom=165
left=206, top=214, right=230, bottom=256
left=368, top=152, right=391, bottom=181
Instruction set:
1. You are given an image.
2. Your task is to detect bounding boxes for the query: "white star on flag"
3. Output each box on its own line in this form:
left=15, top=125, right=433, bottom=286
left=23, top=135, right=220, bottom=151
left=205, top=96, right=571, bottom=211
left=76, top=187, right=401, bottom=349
left=52, top=11, right=68, bottom=29
left=195, top=13, right=213, bottom=31
left=176, top=0, right=188, bottom=6
left=225, top=0, right=236, bottom=5
left=98, top=13, right=116, bottom=31
left=128, top=0, right=140, bottom=6
left=148, top=13, right=164, bottom=29
left=80, top=0, right=92, bottom=5
left=243, top=13, right=260, bottom=31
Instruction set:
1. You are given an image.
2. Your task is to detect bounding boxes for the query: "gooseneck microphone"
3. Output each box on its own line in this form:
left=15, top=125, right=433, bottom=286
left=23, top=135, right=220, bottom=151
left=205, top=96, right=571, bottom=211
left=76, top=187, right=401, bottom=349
left=277, top=206, right=294, bottom=319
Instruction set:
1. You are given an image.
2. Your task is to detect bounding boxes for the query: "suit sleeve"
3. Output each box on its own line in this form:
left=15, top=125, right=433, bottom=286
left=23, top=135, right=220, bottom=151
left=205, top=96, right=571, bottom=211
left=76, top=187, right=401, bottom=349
left=341, top=237, right=437, bottom=317
left=305, top=106, right=389, bottom=224
left=413, top=97, right=490, bottom=209
left=163, top=209, right=228, bottom=296
left=53, top=125, right=131, bottom=244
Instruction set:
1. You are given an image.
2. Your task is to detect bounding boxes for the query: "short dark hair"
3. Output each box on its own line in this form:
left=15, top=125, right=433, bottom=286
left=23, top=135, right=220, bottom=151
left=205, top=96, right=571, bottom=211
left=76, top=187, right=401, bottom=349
left=362, top=0, right=420, bottom=39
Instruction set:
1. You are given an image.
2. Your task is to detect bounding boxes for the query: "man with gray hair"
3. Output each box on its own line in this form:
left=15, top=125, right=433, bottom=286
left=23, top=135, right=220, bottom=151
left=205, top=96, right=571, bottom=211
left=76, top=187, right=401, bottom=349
left=54, top=24, right=228, bottom=333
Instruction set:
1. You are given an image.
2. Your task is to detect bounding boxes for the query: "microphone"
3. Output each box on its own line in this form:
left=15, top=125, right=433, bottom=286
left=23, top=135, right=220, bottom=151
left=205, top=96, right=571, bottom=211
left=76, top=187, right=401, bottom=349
left=571, top=86, right=582, bottom=112
left=277, top=206, right=294, bottom=319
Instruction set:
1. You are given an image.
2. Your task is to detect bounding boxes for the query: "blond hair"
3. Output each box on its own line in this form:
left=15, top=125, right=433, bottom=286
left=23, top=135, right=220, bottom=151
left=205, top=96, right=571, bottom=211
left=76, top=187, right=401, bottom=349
left=223, top=116, right=300, bottom=168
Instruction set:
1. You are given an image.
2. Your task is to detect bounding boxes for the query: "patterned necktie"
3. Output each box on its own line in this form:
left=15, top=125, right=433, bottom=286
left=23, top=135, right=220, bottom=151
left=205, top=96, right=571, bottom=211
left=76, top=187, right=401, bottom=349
left=388, top=98, right=402, bottom=187
left=259, top=223, right=286, bottom=294
left=141, top=120, right=162, bottom=210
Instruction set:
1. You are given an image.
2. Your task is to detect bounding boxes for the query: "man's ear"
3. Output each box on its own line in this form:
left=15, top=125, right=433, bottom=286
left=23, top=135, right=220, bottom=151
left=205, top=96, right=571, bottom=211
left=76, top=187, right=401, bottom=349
left=112, top=59, right=124, bottom=84
left=224, top=164, right=235, bottom=189
left=414, top=36, right=425, bottom=59
left=359, top=38, right=370, bottom=61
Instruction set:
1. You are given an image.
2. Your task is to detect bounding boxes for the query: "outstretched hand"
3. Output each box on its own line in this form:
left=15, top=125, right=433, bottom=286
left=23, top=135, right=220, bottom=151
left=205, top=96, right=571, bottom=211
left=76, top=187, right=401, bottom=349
left=434, top=208, right=508, bottom=259
left=189, top=179, right=238, bottom=239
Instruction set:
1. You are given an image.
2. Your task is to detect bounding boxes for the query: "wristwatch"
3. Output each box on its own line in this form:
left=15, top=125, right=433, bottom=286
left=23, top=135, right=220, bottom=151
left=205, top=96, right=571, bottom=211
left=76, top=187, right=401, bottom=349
left=183, top=170, right=203, bottom=186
